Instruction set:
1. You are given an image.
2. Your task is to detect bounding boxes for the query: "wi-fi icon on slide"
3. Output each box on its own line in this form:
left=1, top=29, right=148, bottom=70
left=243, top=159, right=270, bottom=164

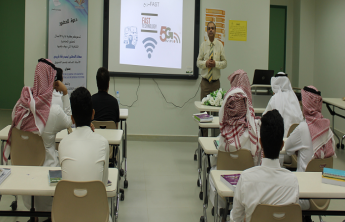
left=143, top=37, right=158, bottom=59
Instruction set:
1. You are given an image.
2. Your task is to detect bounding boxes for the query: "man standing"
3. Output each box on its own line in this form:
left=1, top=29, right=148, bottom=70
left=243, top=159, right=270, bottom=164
left=197, top=21, right=227, bottom=100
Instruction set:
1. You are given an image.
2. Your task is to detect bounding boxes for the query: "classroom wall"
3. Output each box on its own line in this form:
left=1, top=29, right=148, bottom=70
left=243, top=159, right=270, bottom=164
left=298, top=0, right=315, bottom=88
left=23, top=0, right=270, bottom=137
left=292, top=0, right=301, bottom=88
left=0, top=1, right=25, bottom=109
left=314, top=0, right=345, bottom=134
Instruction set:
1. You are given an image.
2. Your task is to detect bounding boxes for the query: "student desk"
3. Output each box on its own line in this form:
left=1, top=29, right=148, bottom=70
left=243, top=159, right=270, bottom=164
left=194, top=101, right=265, bottom=115
left=0, top=126, right=123, bottom=170
left=251, top=84, right=271, bottom=95
left=119, top=109, right=129, bottom=188
left=198, top=137, right=287, bottom=215
left=0, top=125, right=11, bottom=165
left=207, top=170, right=345, bottom=222
left=196, top=118, right=220, bottom=194
left=323, top=98, right=345, bottom=149
left=0, top=166, right=119, bottom=221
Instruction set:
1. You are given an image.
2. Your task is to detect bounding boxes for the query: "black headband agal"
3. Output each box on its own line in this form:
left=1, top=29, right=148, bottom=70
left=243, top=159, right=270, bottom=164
left=38, top=58, right=57, bottom=70
left=303, top=86, right=321, bottom=96
left=275, top=73, right=288, bottom=77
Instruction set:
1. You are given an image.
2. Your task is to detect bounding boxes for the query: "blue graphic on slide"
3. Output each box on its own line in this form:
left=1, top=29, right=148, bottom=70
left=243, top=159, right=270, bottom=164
left=124, top=26, right=138, bottom=49
left=142, top=37, right=157, bottom=59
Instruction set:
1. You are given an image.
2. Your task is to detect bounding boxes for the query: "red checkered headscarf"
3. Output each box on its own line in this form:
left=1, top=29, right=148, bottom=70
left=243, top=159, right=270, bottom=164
left=219, top=70, right=261, bottom=164
left=3, top=59, right=56, bottom=162
left=302, top=86, right=334, bottom=159
left=228, top=69, right=253, bottom=104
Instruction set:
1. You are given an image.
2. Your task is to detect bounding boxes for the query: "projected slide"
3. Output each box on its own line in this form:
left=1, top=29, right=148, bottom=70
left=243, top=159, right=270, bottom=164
left=119, top=0, right=183, bottom=69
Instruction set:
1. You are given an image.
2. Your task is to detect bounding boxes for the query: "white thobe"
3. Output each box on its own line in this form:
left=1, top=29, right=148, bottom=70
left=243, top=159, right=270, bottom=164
left=59, top=126, right=110, bottom=220
left=58, top=126, right=109, bottom=186
left=264, top=76, right=303, bottom=137
left=230, top=158, right=299, bottom=222
left=52, top=90, right=63, bottom=109
left=285, top=121, right=314, bottom=173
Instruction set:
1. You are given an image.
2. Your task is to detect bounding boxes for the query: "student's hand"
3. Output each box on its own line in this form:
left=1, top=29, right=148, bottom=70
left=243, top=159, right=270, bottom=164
left=90, top=123, right=95, bottom=132
left=54, top=81, right=68, bottom=95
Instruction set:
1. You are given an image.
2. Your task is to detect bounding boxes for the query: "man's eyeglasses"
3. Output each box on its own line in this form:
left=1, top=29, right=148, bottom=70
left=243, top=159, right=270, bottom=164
left=207, top=27, right=215, bottom=30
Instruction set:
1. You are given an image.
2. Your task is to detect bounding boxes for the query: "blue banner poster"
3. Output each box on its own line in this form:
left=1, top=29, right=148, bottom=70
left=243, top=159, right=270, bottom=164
left=48, top=0, right=88, bottom=94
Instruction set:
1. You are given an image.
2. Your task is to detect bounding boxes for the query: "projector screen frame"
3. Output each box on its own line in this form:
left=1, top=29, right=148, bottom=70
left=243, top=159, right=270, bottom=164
left=103, top=0, right=201, bottom=79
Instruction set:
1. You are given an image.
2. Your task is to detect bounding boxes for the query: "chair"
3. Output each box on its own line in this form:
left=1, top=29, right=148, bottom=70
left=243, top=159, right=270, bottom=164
left=92, top=121, right=116, bottom=129
left=217, top=150, right=255, bottom=170
left=10, top=127, right=46, bottom=218
left=283, top=123, right=299, bottom=169
left=215, top=149, right=255, bottom=220
left=52, top=180, right=109, bottom=222
left=306, top=157, right=333, bottom=214
left=251, top=204, right=302, bottom=222
left=10, top=127, right=45, bottom=166
left=92, top=121, right=125, bottom=201
left=92, top=121, right=117, bottom=166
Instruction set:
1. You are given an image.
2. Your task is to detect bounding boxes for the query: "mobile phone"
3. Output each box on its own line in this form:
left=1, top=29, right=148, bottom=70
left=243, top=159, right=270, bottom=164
left=213, top=140, right=219, bottom=149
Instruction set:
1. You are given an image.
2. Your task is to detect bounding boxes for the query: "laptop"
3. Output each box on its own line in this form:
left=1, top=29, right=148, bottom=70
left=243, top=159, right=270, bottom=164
left=252, top=69, right=275, bottom=85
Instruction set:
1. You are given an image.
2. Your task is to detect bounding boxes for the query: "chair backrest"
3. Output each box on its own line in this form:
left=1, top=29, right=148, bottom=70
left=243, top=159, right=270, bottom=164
left=92, top=121, right=116, bottom=129
left=306, top=157, right=333, bottom=172
left=306, top=157, right=333, bottom=211
left=287, top=123, right=299, bottom=137
left=52, top=180, right=109, bottom=222
left=251, top=204, right=302, bottom=222
left=10, top=127, right=45, bottom=166
left=217, top=150, right=254, bottom=171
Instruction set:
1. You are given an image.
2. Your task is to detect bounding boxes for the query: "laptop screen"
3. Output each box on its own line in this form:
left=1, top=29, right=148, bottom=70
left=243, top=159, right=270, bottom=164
left=252, top=69, right=275, bottom=85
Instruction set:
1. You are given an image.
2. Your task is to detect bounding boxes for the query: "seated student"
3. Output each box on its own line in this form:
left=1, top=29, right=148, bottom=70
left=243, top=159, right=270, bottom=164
left=209, top=69, right=261, bottom=214
left=218, top=69, right=261, bottom=164
left=284, top=86, right=335, bottom=211
left=4, top=59, right=72, bottom=221
left=263, top=72, right=303, bottom=137
left=230, top=110, right=299, bottom=222
left=59, top=87, right=110, bottom=221
left=52, top=67, right=64, bottom=108
left=91, top=67, right=120, bottom=129
left=59, top=87, right=109, bottom=186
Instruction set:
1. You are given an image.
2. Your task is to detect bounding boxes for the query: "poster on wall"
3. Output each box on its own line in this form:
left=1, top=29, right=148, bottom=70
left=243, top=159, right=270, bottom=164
left=229, top=20, right=247, bottom=41
left=48, top=0, right=88, bottom=94
left=204, top=8, right=226, bottom=46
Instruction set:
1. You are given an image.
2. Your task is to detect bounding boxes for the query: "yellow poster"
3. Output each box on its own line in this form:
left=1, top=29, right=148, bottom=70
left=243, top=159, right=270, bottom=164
left=229, top=20, right=247, bottom=41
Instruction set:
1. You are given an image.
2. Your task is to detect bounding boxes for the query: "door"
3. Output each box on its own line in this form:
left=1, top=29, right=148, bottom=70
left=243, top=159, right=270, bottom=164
left=269, top=5, right=287, bottom=75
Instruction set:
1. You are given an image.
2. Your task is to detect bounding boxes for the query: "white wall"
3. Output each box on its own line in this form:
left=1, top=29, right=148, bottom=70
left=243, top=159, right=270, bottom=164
left=24, top=0, right=270, bottom=136
left=24, top=0, right=47, bottom=87
left=298, top=0, right=315, bottom=88
left=314, top=0, right=345, bottom=134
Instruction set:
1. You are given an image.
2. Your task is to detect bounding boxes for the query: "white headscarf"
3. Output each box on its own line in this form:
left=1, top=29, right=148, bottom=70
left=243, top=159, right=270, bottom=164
left=263, top=74, right=303, bottom=137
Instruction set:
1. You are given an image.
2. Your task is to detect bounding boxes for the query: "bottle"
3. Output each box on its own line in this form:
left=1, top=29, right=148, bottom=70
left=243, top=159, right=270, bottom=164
left=116, top=91, right=120, bottom=106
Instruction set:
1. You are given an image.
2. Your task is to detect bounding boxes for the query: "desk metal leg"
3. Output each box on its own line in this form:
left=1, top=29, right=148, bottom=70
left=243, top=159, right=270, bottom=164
left=222, top=198, right=230, bottom=222
left=197, top=129, right=202, bottom=187
left=198, top=140, right=203, bottom=194
left=214, top=189, right=218, bottom=222
left=332, top=105, right=341, bottom=148
left=30, top=196, right=35, bottom=222
left=120, top=121, right=128, bottom=188
left=1, top=140, right=4, bottom=165
left=200, top=154, right=209, bottom=222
